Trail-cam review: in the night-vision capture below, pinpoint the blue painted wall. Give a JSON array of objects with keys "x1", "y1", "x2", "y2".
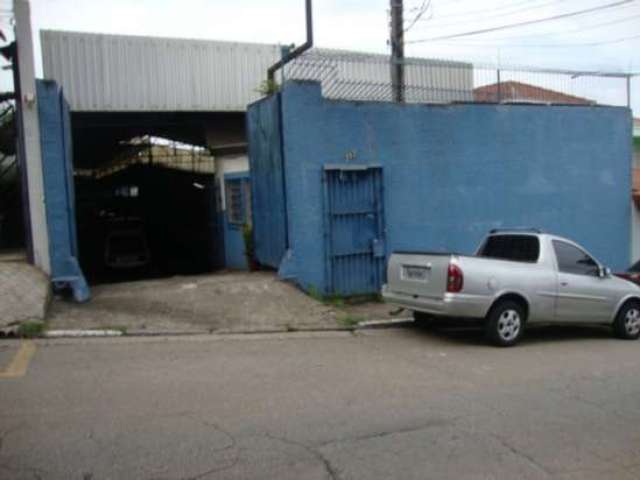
[
  {"x1": 37, "y1": 80, "x2": 89, "y2": 302},
  {"x1": 249, "y1": 81, "x2": 632, "y2": 295},
  {"x1": 246, "y1": 93, "x2": 287, "y2": 269}
]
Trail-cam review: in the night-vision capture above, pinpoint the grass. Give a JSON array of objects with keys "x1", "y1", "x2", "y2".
[
  {"x1": 324, "y1": 296, "x2": 345, "y2": 307},
  {"x1": 307, "y1": 285, "x2": 324, "y2": 303},
  {"x1": 307, "y1": 285, "x2": 380, "y2": 308},
  {"x1": 17, "y1": 321, "x2": 46, "y2": 338},
  {"x1": 308, "y1": 286, "x2": 344, "y2": 306},
  {"x1": 337, "y1": 314, "x2": 365, "y2": 329}
]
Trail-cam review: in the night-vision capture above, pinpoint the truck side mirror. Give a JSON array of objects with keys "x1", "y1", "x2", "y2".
[{"x1": 598, "y1": 266, "x2": 611, "y2": 278}]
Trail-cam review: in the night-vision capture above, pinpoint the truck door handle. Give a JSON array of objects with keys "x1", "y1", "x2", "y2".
[{"x1": 560, "y1": 282, "x2": 568, "y2": 287}]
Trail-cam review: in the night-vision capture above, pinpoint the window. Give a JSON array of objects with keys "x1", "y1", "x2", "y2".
[
  {"x1": 552, "y1": 240, "x2": 599, "y2": 276},
  {"x1": 225, "y1": 178, "x2": 251, "y2": 226},
  {"x1": 478, "y1": 235, "x2": 540, "y2": 263},
  {"x1": 226, "y1": 179, "x2": 245, "y2": 225}
]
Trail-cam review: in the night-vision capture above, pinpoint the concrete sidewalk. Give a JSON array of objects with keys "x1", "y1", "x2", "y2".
[
  {"x1": 0, "y1": 253, "x2": 50, "y2": 329},
  {"x1": 46, "y1": 271, "x2": 400, "y2": 335}
]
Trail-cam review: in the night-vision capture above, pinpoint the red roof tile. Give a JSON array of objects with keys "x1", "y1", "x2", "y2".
[{"x1": 473, "y1": 81, "x2": 596, "y2": 105}]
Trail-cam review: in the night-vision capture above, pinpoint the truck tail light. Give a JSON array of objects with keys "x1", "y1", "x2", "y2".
[{"x1": 446, "y1": 263, "x2": 464, "y2": 293}]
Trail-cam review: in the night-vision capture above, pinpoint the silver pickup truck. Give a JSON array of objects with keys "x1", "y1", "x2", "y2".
[{"x1": 382, "y1": 230, "x2": 640, "y2": 346}]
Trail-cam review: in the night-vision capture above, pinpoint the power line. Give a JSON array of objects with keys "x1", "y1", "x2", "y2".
[
  {"x1": 419, "y1": 2, "x2": 640, "y2": 34},
  {"x1": 417, "y1": 0, "x2": 571, "y2": 24},
  {"x1": 428, "y1": 32, "x2": 640, "y2": 48},
  {"x1": 406, "y1": 0, "x2": 634, "y2": 43},
  {"x1": 404, "y1": 0, "x2": 432, "y2": 32},
  {"x1": 435, "y1": 10, "x2": 640, "y2": 42}
]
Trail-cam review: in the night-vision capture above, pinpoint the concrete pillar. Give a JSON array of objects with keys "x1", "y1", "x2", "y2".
[{"x1": 14, "y1": 0, "x2": 50, "y2": 273}]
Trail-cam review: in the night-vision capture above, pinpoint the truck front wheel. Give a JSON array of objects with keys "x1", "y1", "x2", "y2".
[{"x1": 485, "y1": 300, "x2": 525, "y2": 347}]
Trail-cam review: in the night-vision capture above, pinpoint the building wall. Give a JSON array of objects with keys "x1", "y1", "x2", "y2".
[
  {"x1": 36, "y1": 80, "x2": 89, "y2": 301},
  {"x1": 631, "y1": 200, "x2": 640, "y2": 264},
  {"x1": 629, "y1": 136, "x2": 639, "y2": 263},
  {"x1": 249, "y1": 81, "x2": 632, "y2": 294},
  {"x1": 246, "y1": 94, "x2": 287, "y2": 269}
]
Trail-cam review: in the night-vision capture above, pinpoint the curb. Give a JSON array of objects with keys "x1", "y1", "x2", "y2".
[
  {"x1": 26, "y1": 318, "x2": 415, "y2": 340},
  {"x1": 357, "y1": 317, "x2": 413, "y2": 329},
  {"x1": 45, "y1": 329, "x2": 123, "y2": 338}
]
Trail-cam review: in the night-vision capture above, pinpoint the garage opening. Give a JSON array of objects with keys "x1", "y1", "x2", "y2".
[
  {"x1": 71, "y1": 112, "x2": 241, "y2": 284},
  {"x1": 0, "y1": 95, "x2": 26, "y2": 258}
]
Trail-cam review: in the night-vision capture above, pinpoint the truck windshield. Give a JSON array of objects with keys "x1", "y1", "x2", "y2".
[{"x1": 478, "y1": 235, "x2": 540, "y2": 263}]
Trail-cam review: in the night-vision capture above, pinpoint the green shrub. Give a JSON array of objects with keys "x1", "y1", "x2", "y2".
[
  {"x1": 243, "y1": 223, "x2": 258, "y2": 270},
  {"x1": 257, "y1": 79, "x2": 280, "y2": 96},
  {"x1": 18, "y1": 321, "x2": 45, "y2": 338}
]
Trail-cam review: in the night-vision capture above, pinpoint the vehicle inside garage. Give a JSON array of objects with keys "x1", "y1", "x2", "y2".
[{"x1": 71, "y1": 111, "x2": 243, "y2": 284}]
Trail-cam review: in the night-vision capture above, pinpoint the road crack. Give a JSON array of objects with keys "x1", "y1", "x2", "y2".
[
  {"x1": 318, "y1": 416, "x2": 462, "y2": 447},
  {"x1": 263, "y1": 434, "x2": 341, "y2": 480},
  {"x1": 144, "y1": 415, "x2": 240, "y2": 480},
  {"x1": 490, "y1": 433, "x2": 552, "y2": 478}
]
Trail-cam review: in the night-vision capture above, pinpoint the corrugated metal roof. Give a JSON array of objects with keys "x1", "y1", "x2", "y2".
[
  {"x1": 41, "y1": 30, "x2": 282, "y2": 112},
  {"x1": 41, "y1": 30, "x2": 474, "y2": 112}
]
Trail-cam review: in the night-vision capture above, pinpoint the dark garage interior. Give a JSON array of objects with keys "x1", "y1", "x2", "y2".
[
  {"x1": 71, "y1": 111, "x2": 244, "y2": 284},
  {"x1": 0, "y1": 97, "x2": 25, "y2": 255}
]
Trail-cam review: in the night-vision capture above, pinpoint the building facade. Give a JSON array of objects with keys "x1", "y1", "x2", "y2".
[{"x1": 248, "y1": 81, "x2": 632, "y2": 296}]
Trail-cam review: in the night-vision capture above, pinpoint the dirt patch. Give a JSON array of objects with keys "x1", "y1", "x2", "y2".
[{"x1": 339, "y1": 301, "x2": 410, "y2": 323}]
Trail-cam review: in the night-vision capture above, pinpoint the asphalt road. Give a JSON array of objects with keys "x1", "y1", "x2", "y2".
[{"x1": 1, "y1": 324, "x2": 640, "y2": 480}]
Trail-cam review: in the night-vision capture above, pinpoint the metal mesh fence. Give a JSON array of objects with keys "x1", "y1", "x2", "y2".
[{"x1": 281, "y1": 49, "x2": 634, "y2": 108}]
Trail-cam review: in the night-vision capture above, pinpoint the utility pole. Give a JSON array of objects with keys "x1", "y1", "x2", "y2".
[{"x1": 390, "y1": 0, "x2": 404, "y2": 103}]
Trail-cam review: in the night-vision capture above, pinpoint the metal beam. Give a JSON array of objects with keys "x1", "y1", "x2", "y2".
[{"x1": 267, "y1": 0, "x2": 313, "y2": 83}]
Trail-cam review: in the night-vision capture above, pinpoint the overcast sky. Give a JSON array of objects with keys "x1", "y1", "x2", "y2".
[{"x1": 1, "y1": 0, "x2": 639, "y2": 113}]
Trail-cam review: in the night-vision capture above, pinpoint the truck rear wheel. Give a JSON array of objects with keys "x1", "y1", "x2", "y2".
[
  {"x1": 485, "y1": 300, "x2": 525, "y2": 347},
  {"x1": 613, "y1": 301, "x2": 640, "y2": 340}
]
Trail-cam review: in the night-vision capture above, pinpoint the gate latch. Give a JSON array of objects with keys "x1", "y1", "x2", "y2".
[{"x1": 372, "y1": 238, "x2": 385, "y2": 258}]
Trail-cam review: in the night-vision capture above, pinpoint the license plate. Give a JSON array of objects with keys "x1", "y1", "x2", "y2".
[{"x1": 403, "y1": 265, "x2": 428, "y2": 281}]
